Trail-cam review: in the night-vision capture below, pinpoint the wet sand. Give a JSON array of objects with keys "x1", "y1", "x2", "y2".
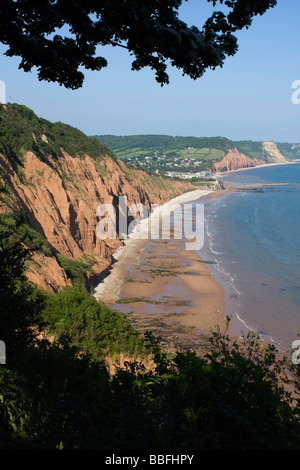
[
  {"x1": 94, "y1": 169, "x2": 300, "y2": 356},
  {"x1": 94, "y1": 190, "x2": 227, "y2": 354}
]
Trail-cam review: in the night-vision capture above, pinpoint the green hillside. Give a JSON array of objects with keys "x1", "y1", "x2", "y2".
[
  {"x1": 0, "y1": 103, "x2": 115, "y2": 166},
  {"x1": 93, "y1": 134, "x2": 300, "y2": 173},
  {"x1": 92, "y1": 134, "x2": 266, "y2": 172},
  {"x1": 276, "y1": 142, "x2": 300, "y2": 160},
  {"x1": 92, "y1": 134, "x2": 234, "y2": 171}
]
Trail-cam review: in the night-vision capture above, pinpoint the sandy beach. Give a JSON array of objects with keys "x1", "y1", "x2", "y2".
[{"x1": 94, "y1": 189, "x2": 227, "y2": 354}]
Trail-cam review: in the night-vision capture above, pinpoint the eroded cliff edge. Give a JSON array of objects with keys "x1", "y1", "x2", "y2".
[
  {"x1": 212, "y1": 143, "x2": 289, "y2": 173},
  {"x1": 0, "y1": 104, "x2": 197, "y2": 292}
]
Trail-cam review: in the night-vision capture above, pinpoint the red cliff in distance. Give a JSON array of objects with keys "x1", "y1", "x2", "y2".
[{"x1": 212, "y1": 148, "x2": 264, "y2": 173}]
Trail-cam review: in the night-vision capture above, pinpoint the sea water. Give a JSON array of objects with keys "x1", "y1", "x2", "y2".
[{"x1": 197, "y1": 163, "x2": 300, "y2": 351}]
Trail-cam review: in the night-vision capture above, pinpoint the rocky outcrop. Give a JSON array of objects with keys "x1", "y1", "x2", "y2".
[
  {"x1": 212, "y1": 148, "x2": 264, "y2": 173},
  {"x1": 0, "y1": 149, "x2": 196, "y2": 292}
]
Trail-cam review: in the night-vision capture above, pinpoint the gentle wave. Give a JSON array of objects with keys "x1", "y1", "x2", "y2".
[{"x1": 200, "y1": 163, "x2": 300, "y2": 351}]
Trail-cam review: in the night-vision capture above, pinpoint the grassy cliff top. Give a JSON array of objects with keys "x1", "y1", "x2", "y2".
[{"x1": 0, "y1": 103, "x2": 115, "y2": 165}]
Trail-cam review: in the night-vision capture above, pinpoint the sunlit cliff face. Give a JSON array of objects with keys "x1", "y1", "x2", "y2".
[{"x1": 0, "y1": 150, "x2": 195, "y2": 292}]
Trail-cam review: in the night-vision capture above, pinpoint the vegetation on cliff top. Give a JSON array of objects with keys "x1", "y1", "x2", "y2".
[{"x1": 0, "y1": 103, "x2": 115, "y2": 165}]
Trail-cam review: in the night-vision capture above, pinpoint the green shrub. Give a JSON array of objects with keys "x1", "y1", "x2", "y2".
[
  {"x1": 0, "y1": 211, "x2": 53, "y2": 257},
  {"x1": 42, "y1": 286, "x2": 149, "y2": 360},
  {"x1": 1, "y1": 212, "x2": 300, "y2": 450}
]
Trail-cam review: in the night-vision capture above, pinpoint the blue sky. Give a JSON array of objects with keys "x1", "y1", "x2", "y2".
[{"x1": 1, "y1": 0, "x2": 300, "y2": 142}]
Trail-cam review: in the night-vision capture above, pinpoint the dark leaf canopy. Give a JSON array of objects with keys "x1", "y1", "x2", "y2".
[{"x1": 0, "y1": 0, "x2": 277, "y2": 89}]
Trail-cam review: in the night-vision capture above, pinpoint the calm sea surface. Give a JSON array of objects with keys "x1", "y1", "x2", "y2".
[{"x1": 197, "y1": 163, "x2": 300, "y2": 351}]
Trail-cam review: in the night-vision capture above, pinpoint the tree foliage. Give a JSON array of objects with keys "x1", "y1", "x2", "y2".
[
  {"x1": 42, "y1": 285, "x2": 150, "y2": 360},
  {"x1": 1, "y1": 219, "x2": 300, "y2": 450},
  {"x1": 0, "y1": 0, "x2": 277, "y2": 89},
  {"x1": 0, "y1": 214, "x2": 46, "y2": 358}
]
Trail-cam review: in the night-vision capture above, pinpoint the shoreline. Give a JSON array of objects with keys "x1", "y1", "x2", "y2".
[
  {"x1": 93, "y1": 188, "x2": 212, "y2": 303},
  {"x1": 203, "y1": 163, "x2": 300, "y2": 352},
  {"x1": 94, "y1": 162, "x2": 300, "y2": 354},
  {"x1": 93, "y1": 189, "x2": 228, "y2": 354},
  {"x1": 214, "y1": 160, "x2": 300, "y2": 178}
]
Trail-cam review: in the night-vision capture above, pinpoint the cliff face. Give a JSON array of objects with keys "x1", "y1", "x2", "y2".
[
  {"x1": 4, "y1": 104, "x2": 289, "y2": 292},
  {"x1": 0, "y1": 113, "x2": 196, "y2": 291},
  {"x1": 212, "y1": 148, "x2": 264, "y2": 173},
  {"x1": 212, "y1": 142, "x2": 289, "y2": 173},
  {"x1": 262, "y1": 141, "x2": 288, "y2": 163}
]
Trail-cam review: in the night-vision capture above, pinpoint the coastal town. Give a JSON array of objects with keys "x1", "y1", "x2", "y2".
[{"x1": 123, "y1": 151, "x2": 213, "y2": 179}]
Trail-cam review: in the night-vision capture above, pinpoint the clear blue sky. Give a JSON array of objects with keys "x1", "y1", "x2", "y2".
[{"x1": 1, "y1": 0, "x2": 300, "y2": 142}]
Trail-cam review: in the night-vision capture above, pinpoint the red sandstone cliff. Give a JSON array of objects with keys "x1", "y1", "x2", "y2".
[
  {"x1": 0, "y1": 149, "x2": 196, "y2": 291},
  {"x1": 212, "y1": 148, "x2": 264, "y2": 173},
  {"x1": 212, "y1": 142, "x2": 289, "y2": 173}
]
